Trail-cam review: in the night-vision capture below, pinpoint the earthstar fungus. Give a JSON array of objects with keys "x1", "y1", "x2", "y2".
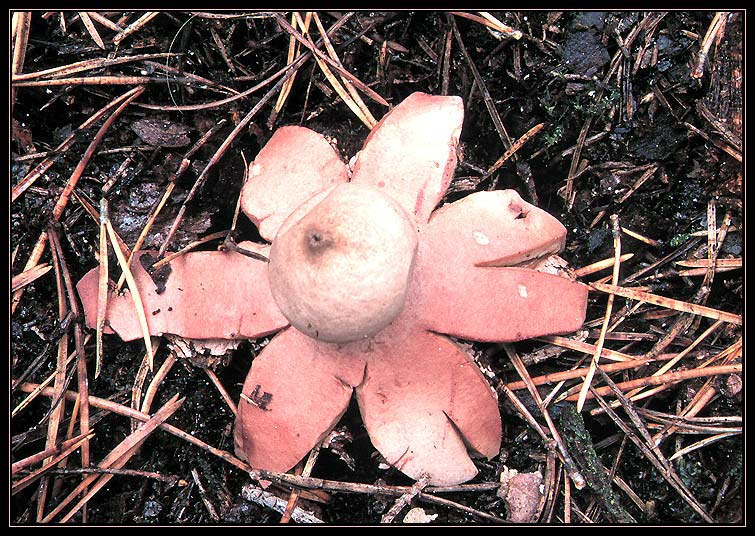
[{"x1": 77, "y1": 92, "x2": 589, "y2": 486}]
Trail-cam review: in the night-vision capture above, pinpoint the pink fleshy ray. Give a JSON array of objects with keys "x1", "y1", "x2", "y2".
[
  {"x1": 355, "y1": 329, "x2": 501, "y2": 486},
  {"x1": 350, "y1": 92, "x2": 463, "y2": 223},
  {"x1": 234, "y1": 327, "x2": 366, "y2": 472},
  {"x1": 411, "y1": 258, "x2": 588, "y2": 342},
  {"x1": 240, "y1": 126, "x2": 348, "y2": 241},
  {"x1": 76, "y1": 242, "x2": 287, "y2": 341},
  {"x1": 425, "y1": 190, "x2": 567, "y2": 267}
]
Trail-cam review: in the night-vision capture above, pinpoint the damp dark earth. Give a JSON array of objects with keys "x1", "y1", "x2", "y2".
[{"x1": 11, "y1": 11, "x2": 743, "y2": 525}]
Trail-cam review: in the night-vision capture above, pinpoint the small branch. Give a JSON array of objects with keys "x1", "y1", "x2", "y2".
[
  {"x1": 381, "y1": 473, "x2": 431, "y2": 523},
  {"x1": 691, "y1": 12, "x2": 729, "y2": 79},
  {"x1": 191, "y1": 468, "x2": 220, "y2": 521},
  {"x1": 242, "y1": 484, "x2": 324, "y2": 523},
  {"x1": 45, "y1": 466, "x2": 186, "y2": 486}
]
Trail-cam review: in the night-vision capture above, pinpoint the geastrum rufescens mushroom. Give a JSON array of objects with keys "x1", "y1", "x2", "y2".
[{"x1": 77, "y1": 92, "x2": 588, "y2": 486}]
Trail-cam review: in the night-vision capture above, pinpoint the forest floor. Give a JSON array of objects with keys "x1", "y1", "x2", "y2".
[{"x1": 11, "y1": 11, "x2": 743, "y2": 525}]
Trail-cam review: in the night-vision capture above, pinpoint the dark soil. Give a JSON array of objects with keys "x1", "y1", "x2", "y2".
[{"x1": 10, "y1": 11, "x2": 743, "y2": 525}]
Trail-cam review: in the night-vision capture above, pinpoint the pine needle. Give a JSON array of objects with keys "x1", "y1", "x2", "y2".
[{"x1": 105, "y1": 219, "x2": 154, "y2": 370}]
